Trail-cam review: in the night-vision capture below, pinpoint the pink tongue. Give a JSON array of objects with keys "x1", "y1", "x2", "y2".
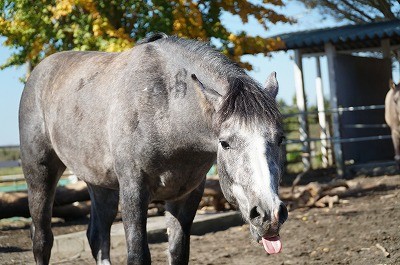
[{"x1": 261, "y1": 236, "x2": 282, "y2": 254}]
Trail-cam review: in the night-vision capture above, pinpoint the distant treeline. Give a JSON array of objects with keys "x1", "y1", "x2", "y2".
[{"x1": 0, "y1": 146, "x2": 20, "y2": 162}]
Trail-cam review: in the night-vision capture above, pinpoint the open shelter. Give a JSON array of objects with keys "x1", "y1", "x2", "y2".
[{"x1": 269, "y1": 19, "x2": 400, "y2": 176}]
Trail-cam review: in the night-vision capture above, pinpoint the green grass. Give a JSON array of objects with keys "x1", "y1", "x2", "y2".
[
  {"x1": 0, "y1": 147, "x2": 22, "y2": 176},
  {"x1": 284, "y1": 117, "x2": 327, "y2": 173},
  {"x1": 0, "y1": 167, "x2": 23, "y2": 176},
  {"x1": 0, "y1": 147, "x2": 20, "y2": 161}
]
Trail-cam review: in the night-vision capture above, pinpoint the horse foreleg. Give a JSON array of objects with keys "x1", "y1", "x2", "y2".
[
  {"x1": 165, "y1": 179, "x2": 206, "y2": 265},
  {"x1": 119, "y1": 173, "x2": 151, "y2": 265},
  {"x1": 86, "y1": 184, "x2": 119, "y2": 265}
]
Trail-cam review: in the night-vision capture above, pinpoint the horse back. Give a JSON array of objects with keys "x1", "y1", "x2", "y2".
[{"x1": 20, "y1": 50, "x2": 128, "y2": 187}]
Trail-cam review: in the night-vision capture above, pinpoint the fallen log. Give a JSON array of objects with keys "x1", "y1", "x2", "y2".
[
  {"x1": 53, "y1": 201, "x2": 91, "y2": 220},
  {"x1": 286, "y1": 179, "x2": 387, "y2": 210},
  {"x1": 53, "y1": 181, "x2": 90, "y2": 206},
  {"x1": 201, "y1": 178, "x2": 230, "y2": 211},
  {"x1": 0, "y1": 191, "x2": 29, "y2": 218},
  {"x1": 0, "y1": 178, "x2": 232, "y2": 219},
  {"x1": 0, "y1": 181, "x2": 90, "y2": 219},
  {"x1": 314, "y1": 195, "x2": 339, "y2": 208}
]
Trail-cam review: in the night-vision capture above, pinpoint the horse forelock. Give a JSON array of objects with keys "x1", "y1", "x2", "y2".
[{"x1": 216, "y1": 75, "x2": 282, "y2": 128}]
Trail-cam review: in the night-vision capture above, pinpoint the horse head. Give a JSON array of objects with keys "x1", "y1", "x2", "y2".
[
  {"x1": 192, "y1": 72, "x2": 288, "y2": 254},
  {"x1": 389, "y1": 79, "x2": 400, "y2": 107}
]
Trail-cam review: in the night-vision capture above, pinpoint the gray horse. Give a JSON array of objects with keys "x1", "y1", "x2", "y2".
[
  {"x1": 385, "y1": 80, "x2": 400, "y2": 168},
  {"x1": 19, "y1": 33, "x2": 288, "y2": 265}
]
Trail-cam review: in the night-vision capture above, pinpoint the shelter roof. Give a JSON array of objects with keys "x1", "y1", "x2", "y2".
[{"x1": 270, "y1": 19, "x2": 400, "y2": 54}]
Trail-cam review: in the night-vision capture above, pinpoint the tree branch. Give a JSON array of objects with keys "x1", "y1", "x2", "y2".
[
  {"x1": 321, "y1": 0, "x2": 369, "y2": 23},
  {"x1": 376, "y1": 0, "x2": 396, "y2": 19},
  {"x1": 341, "y1": 0, "x2": 375, "y2": 21},
  {"x1": 298, "y1": 0, "x2": 398, "y2": 23}
]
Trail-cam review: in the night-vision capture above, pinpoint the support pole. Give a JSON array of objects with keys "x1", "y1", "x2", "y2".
[
  {"x1": 381, "y1": 38, "x2": 391, "y2": 59},
  {"x1": 381, "y1": 39, "x2": 392, "y2": 80},
  {"x1": 294, "y1": 49, "x2": 311, "y2": 171},
  {"x1": 315, "y1": 56, "x2": 331, "y2": 167},
  {"x1": 325, "y1": 43, "x2": 344, "y2": 177}
]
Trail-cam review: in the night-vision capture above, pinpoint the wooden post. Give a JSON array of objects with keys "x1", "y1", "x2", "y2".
[
  {"x1": 315, "y1": 56, "x2": 331, "y2": 167},
  {"x1": 381, "y1": 39, "x2": 391, "y2": 59},
  {"x1": 294, "y1": 49, "x2": 311, "y2": 171},
  {"x1": 325, "y1": 43, "x2": 344, "y2": 177},
  {"x1": 381, "y1": 39, "x2": 392, "y2": 80}
]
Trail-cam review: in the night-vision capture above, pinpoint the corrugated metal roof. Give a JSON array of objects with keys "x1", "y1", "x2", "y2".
[{"x1": 270, "y1": 19, "x2": 400, "y2": 54}]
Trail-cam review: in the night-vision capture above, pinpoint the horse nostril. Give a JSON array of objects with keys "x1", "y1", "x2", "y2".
[
  {"x1": 249, "y1": 206, "x2": 261, "y2": 221},
  {"x1": 278, "y1": 203, "x2": 288, "y2": 224}
]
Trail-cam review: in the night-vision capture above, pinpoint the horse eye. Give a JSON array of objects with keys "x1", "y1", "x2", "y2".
[
  {"x1": 278, "y1": 136, "x2": 285, "y2": 146},
  {"x1": 219, "y1": 140, "x2": 230, "y2": 150}
]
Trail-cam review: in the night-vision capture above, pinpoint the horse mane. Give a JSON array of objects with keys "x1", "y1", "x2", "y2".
[
  {"x1": 155, "y1": 35, "x2": 281, "y2": 127},
  {"x1": 137, "y1": 32, "x2": 168, "y2": 45},
  {"x1": 158, "y1": 36, "x2": 245, "y2": 79},
  {"x1": 217, "y1": 75, "x2": 281, "y2": 127}
]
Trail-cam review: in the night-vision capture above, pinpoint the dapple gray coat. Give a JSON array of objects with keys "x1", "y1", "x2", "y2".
[{"x1": 19, "y1": 33, "x2": 287, "y2": 265}]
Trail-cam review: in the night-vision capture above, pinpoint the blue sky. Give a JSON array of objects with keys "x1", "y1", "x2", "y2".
[{"x1": 0, "y1": 2, "x2": 380, "y2": 146}]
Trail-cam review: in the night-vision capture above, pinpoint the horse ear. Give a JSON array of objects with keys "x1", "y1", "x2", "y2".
[
  {"x1": 191, "y1": 74, "x2": 222, "y2": 111},
  {"x1": 390, "y1": 79, "x2": 396, "y2": 90},
  {"x1": 264, "y1": 71, "x2": 279, "y2": 98}
]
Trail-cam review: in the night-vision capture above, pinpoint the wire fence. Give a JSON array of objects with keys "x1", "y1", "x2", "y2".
[
  {"x1": 282, "y1": 104, "x2": 392, "y2": 170},
  {"x1": 284, "y1": 134, "x2": 391, "y2": 145},
  {"x1": 282, "y1": 104, "x2": 390, "y2": 145},
  {"x1": 282, "y1": 104, "x2": 386, "y2": 118}
]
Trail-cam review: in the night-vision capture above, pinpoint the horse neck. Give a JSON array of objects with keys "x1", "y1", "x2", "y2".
[
  {"x1": 165, "y1": 87, "x2": 218, "y2": 153},
  {"x1": 152, "y1": 43, "x2": 230, "y2": 152}
]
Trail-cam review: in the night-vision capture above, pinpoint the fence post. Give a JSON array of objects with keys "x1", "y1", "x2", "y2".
[
  {"x1": 381, "y1": 38, "x2": 391, "y2": 60},
  {"x1": 325, "y1": 43, "x2": 344, "y2": 177},
  {"x1": 294, "y1": 49, "x2": 311, "y2": 171},
  {"x1": 315, "y1": 56, "x2": 332, "y2": 167}
]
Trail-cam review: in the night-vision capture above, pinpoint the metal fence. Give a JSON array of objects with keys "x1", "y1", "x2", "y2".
[{"x1": 282, "y1": 104, "x2": 392, "y2": 171}]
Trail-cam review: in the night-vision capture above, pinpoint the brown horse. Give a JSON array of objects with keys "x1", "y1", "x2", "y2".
[{"x1": 385, "y1": 80, "x2": 400, "y2": 168}]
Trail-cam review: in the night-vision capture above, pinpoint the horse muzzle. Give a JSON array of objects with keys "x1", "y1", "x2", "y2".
[{"x1": 248, "y1": 203, "x2": 288, "y2": 254}]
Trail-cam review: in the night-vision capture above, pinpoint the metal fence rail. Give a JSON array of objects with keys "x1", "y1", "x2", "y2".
[
  {"x1": 283, "y1": 104, "x2": 385, "y2": 118},
  {"x1": 284, "y1": 135, "x2": 391, "y2": 145},
  {"x1": 282, "y1": 103, "x2": 392, "y2": 171},
  {"x1": 283, "y1": 104, "x2": 390, "y2": 145}
]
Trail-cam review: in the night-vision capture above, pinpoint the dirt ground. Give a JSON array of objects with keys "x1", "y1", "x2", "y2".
[{"x1": 1, "y1": 173, "x2": 399, "y2": 265}]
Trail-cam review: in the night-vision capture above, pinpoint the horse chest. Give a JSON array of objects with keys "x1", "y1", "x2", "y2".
[{"x1": 152, "y1": 171, "x2": 203, "y2": 200}]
